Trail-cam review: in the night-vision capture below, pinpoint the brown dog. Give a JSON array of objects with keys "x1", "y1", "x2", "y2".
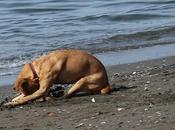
[{"x1": 4, "y1": 50, "x2": 111, "y2": 107}]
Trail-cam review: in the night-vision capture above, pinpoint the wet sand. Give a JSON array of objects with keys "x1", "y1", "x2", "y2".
[{"x1": 1, "y1": 56, "x2": 175, "y2": 130}]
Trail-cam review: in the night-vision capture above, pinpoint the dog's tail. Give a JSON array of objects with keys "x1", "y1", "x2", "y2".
[
  {"x1": 101, "y1": 84, "x2": 137, "y2": 94},
  {"x1": 110, "y1": 85, "x2": 137, "y2": 92}
]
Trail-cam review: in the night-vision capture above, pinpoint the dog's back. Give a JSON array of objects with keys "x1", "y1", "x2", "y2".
[{"x1": 47, "y1": 50, "x2": 109, "y2": 85}]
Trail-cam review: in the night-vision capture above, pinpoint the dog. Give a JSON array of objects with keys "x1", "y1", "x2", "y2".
[{"x1": 4, "y1": 50, "x2": 111, "y2": 108}]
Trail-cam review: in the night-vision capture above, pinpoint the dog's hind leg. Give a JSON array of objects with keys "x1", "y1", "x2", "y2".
[
  {"x1": 66, "y1": 72, "x2": 109, "y2": 98},
  {"x1": 66, "y1": 77, "x2": 87, "y2": 98}
]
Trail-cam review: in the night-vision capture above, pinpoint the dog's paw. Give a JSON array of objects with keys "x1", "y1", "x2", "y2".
[{"x1": 3, "y1": 102, "x2": 16, "y2": 108}]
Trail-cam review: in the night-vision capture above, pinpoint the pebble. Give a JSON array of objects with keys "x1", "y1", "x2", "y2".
[
  {"x1": 100, "y1": 121, "x2": 106, "y2": 124},
  {"x1": 157, "y1": 88, "x2": 161, "y2": 90},
  {"x1": 144, "y1": 108, "x2": 149, "y2": 111},
  {"x1": 75, "y1": 123, "x2": 84, "y2": 128},
  {"x1": 47, "y1": 112, "x2": 57, "y2": 117},
  {"x1": 114, "y1": 73, "x2": 120, "y2": 77},
  {"x1": 147, "y1": 116, "x2": 152, "y2": 118},
  {"x1": 89, "y1": 124, "x2": 92, "y2": 127},
  {"x1": 154, "y1": 121, "x2": 159, "y2": 124},
  {"x1": 144, "y1": 87, "x2": 149, "y2": 91},
  {"x1": 91, "y1": 98, "x2": 96, "y2": 103},
  {"x1": 149, "y1": 103, "x2": 154, "y2": 108},
  {"x1": 146, "y1": 81, "x2": 150, "y2": 84},
  {"x1": 117, "y1": 108, "x2": 124, "y2": 111},
  {"x1": 132, "y1": 72, "x2": 137, "y2": 75},
  {"x1": 156, "y1": 111, "x2": 161, "y2": 116}
]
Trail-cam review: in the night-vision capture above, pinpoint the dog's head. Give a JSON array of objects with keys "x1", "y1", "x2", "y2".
[{"x1": 13, "y1": 77, "x2": 39, "y2": 96}]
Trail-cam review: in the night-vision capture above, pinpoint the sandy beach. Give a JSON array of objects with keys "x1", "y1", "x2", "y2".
[{"x1": 1, "y1": 56, "x2": 175, "y2": 130}]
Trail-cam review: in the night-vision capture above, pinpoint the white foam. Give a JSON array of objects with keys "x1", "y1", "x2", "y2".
[{"x1": 0, "y1": 71, "x2": 14, "y2": 76}]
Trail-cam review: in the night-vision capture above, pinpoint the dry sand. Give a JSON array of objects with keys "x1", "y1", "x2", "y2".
[{"x1": 1, "y1": 56, "x2": 175, "y2": 130}]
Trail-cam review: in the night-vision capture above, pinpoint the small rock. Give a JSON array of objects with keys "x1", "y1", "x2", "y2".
[
  {"x1": 91, "y1": 98, "x2": 95, "y2": 103},
  {"x1": 118, "y1": 122, "x2": 124, "y2": 127},
  {"x1": 83, "y1": 118, "x2": 88, "y2": 121},
  {"x1": 89, "y1": 124, "x2": 92, "y2": 127},
  {"x1": 139, "y1": 120, "x2": 143, "y2": 123},
  {"x1": 47, "y1": 112, "x2": 57, "y2": 117},
  {"x1": 34, "y1": 112, "x2": 40, "y2": 117},
  {"x1": 97, "y1": 111, "x2": 103, "y2": 115},
  {"x1": 100, "y1": 121, "x2": 106, "y2": 124},
  {"x1": 144, "y1": 108, "x2": 148, "y2": 111},
  {"x1": 117, "y1": 108, "x2": 124, "y2": 111},
  {"x1": 147, "y1": 116, "x2": 152, "y2": 118},
  {"x1": 91, "y1": 116, "x2": 95, "y2": 119},
  {"x1": 132, "y1": 72, "x2": 137, "y2": 75},
  {"x1": 114, "y1": 73, "x2": 120, "y2": 77},
  {"x1": 156, "y1": 111, "x2": 161, "y2": 116},
  {"x1": 75, "y1": 123, "x2": 84, "y2": 128},
  {"x1": 149, "y1": 103, "x2": 154, "y2": 108},
  {"x1": 154, "y1": 120, "x2": 159, "y2": 124},
  {"x1": 136, "y1": 66, "x2": 140, "y2": 69},
  {"x1": 146, "y1": 81, "x2": 150, "y2": 84},
  {"x1": 144, "y1": 87, "x2": 149, "y2": 91}
]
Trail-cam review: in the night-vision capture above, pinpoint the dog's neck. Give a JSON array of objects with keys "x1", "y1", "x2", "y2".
[{"x1": 28, "y1": 63, "x2": 39, "y2": 80}]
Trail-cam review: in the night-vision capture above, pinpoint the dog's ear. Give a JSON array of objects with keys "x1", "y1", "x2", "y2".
[
  {"x1": 20, "y1": 78, "x2": 40, "y2": 95},
  {"x1": 20, "y1": 78, "x2": 30, "y2": 96}
]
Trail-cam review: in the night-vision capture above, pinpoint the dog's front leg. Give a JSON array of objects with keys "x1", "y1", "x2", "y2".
[
  {"x1": 12, "y1": 94, "x2": 25, "y2": 102},
  {"x1": 4, "y1": 80, "x2": 50, "y2": 108}
]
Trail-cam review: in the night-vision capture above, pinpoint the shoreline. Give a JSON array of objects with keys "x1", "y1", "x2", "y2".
[
  {"x1": 1, "y1": 55, "x2": 175, "y2": 129},
  {"x1": 2, "y1": 44, "x2": 175, "y2": 87}
]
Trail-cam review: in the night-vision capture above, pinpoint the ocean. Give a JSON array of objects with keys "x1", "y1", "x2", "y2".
[{"x1": 1, "y1": 0, "x2": 175, "y2": 86}]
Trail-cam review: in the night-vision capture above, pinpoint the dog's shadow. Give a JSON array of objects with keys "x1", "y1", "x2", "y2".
[{"x1": 50, "y1": 84, "x2": 137, "y2": 98}]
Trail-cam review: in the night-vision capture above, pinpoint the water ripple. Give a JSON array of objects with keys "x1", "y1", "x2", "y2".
[{"x1": 1, "y1": 0, "x2": 175, "y2": 85}]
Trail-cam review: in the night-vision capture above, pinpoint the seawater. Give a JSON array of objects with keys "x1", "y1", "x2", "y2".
[{"x1": 1, "y1": 0, "x2": 175, "y2": 86}]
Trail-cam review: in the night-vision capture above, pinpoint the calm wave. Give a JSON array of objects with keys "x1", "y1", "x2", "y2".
[{"x1": 0, "y1": 0, "x2": 175, "y2": 86}]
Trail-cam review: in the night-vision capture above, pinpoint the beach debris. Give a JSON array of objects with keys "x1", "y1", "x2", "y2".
[
  {"x1": 34, "y1": 112, "x2": 40, "y2": 117},
  {"x1": 156, "y1": 111, "x2": 161, "y2": 116},
  {"x1": 157, "y1": 88, "x2": 161, "y2": 90},
  {"x1": 75, "y1": 123, "x2": 84, "y2": 128},
  {"x1": 117, "y1": 108, "x2": 124, "y2": 111},
  {"x1": 144, "y1": 108, "x2": 149, "y2": 111},
  {"x1": 136, "y1": 66, "x2": 140, "y2": 69},
  {"x1": 96, "y1": 111, "x2": 104, "y2": 115},
  {"x1": 118, "y1": 122, "x2": 124, "y2": 127},
  {"x1": 91, "y1": 98, "x2": 96, "y2": 103},
  {"x1": 144, "y1": 87, "x2": 149, "y2": 91},
  {"x1": 83, "y1": 118, "x2": 88, "y2": 121},
  {"x1": 139, "y1": 120, "x2": 143, "y2": 123},
  {"x1": 147, "y1": 115, "x2": 152, "y2": 118},
  {"x1": 47, "y1": 112, "x2": 57, "y2": 117},
  {"x1": 154, "y1": 120, "x2": 159, "y2": 124},
  {"x1": 146, "y1": 81, "x2": 150, "y2": 84},
  {"x1": 88, "y1": 124, "x2": 92, "y2": 127},
  {"x1": 132, "y1": 71, "x2": 137, "y2": 75},
  {"x1": 114, "y1": 73, "x2": 120, "y2": 77},
  {"x1": 19, "y1": 106, "x2": 23, "y2": 109},
  {"x1": 57, "y1": 126, "x2": 63, "y2": 129},
  {"x1": 49, "y1": 85, "x2": 65, "y2": 97},
  {"x1": 149, "y1": 103, "x2": 154, "y2": 108},
  {"x1": 100, "y1": 121, "x2": 106, "y2": 124},
  {"x1": 91, "y1": 116, "x2": 95, "y2": 119}
]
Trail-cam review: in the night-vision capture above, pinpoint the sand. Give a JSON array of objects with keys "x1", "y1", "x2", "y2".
[{"x1": 1, "y1": 56, "x2": 175, "y2": 130}]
